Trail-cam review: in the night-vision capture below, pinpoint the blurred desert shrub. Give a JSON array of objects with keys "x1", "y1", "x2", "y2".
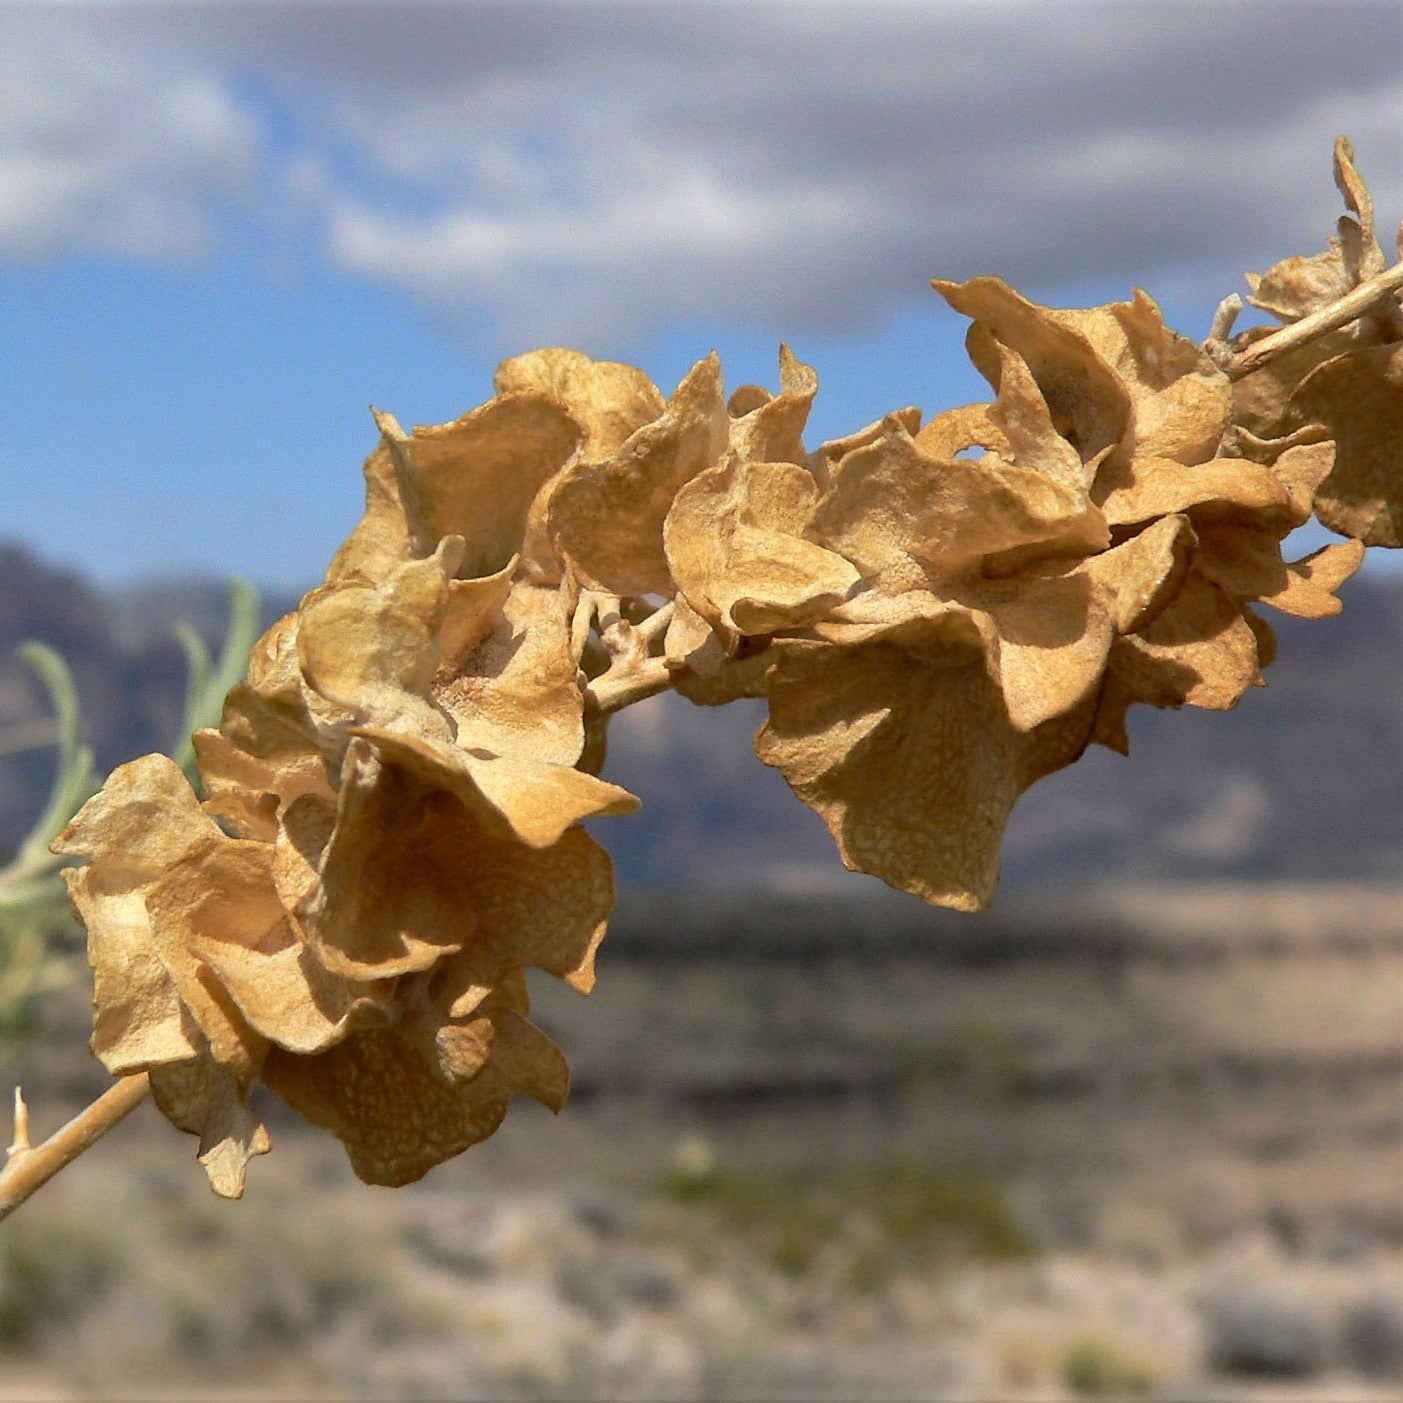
[
  {"x1": 0, "y1": 582, "x2": 258, "y2": 1049},
  {"x1": 657, "y1": 1150, "x2": 1030, "y2": 1286},
  {"x1": 1059, "y1": 1333, "x2": 1161, "y2": 1397},
  {"x1": 0, "y1": 1168, "x2": 409, "y2": 1373},
  {"x1": 0, "y1": 1206, "x2": 119, "y2": 1347},
  {"x1": 1202, "y1": 1286, "x2": 1330, "y2": 1379}
]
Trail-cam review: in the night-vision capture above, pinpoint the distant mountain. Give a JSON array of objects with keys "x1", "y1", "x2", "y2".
[
  {"x1": 2, "y1": 540, "x2": 1399, "y2": 893},
  {"x1": 600, "y1": 577, "x2": 1402, "y2": 891},
  {"x1": 0, "y1": 544, "x2": 297, "y2": 857}
]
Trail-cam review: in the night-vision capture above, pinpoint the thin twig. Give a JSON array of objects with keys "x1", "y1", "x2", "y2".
[
  {"x1": 569, "y1": 590, "x2": 598, "y2": 663},
  {"x1": 1220, "y1": 258, "x2": 1403, "y2": 380},
  {"x1": 593, "y1": 594, "x2": 624, "y2": 633},
  {"x1": 585, "y1": 656, "x2": 674, "y2": 715},
  {"x1": 585, "y1": 640, "x2": 780, "y2": 716},
  {"x1": 0, "y1": 1073, "x2": 151, "y2": 1223},
  {"x1": 634, "y1": 600, "x2": 675, "y2": 647}
]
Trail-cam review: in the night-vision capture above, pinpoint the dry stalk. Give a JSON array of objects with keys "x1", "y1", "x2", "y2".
[
  {"x1": 10, "y1": 139, "x2": 1393, "y2": 1215},
  {"x1": 0, "y1": 1073, "x2": 151, "y2": 1222},
  {"x1": 585, "y1": 656, "x2": 674, "y2": 714},
  {"x1": 1217, "y1": 257, "x2": 1403, "y2": 379}
]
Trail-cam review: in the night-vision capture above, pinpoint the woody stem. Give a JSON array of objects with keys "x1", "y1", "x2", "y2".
[
  {"x1": 585, "y1": 642, "x2": 780, "y2": 717},
  {"x1": 585, "y1": 657, "x2": 674, "y2": 715},
  {"x1": 0, "y1": 1072, "x2": 151, "y2": 1224},
  {"x1": 1222, "y1": 257, "x2": 1403, "y2": 380},
  {"x1": 633, "y1": 600, "x2": 675, "y2": 646}
]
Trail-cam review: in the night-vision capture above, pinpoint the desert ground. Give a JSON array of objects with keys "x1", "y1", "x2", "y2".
[{"x1": 2, "y1": 881, "x2": 1401, "y2": 1401}]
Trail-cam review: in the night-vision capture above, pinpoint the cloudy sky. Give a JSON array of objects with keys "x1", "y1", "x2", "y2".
[{"x1": 2, "y1": 0, "x2": 1399, "y2": 591}]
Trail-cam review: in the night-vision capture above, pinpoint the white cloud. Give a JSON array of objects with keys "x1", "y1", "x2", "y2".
[
  {"x1": 298, "y1": 2, "x2": 1403, "y2": 345},
  {"x1": 0, "y1": 12, "x2": 261, "y2": 260},
  {"x1": 1, "y1": 3, "x2": 1399, "y2": 345},
  {"x1": 329, "y1": 165, "x2": 858, "y2": 344}
]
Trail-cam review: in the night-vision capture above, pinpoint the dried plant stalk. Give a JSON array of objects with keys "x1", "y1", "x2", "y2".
[
  {"x1": 584, "y1": 656, "x2": 676, "y2": 714},
  {"x1": 1219, "y1": 257, "x2": 1403, "y2": 379},
  {"x1": 0, "y1": 1074, "x2": 151, "y2": 1222}
]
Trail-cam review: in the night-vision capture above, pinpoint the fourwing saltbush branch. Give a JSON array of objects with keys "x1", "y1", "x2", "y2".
[{"x1": 1, "y1": 137, "x2": 1398, "y2": 1220}]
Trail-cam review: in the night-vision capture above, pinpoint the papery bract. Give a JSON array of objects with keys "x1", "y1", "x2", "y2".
[{"x1": 48, "y1": 138, "x2": 1390, "y2": 1202}]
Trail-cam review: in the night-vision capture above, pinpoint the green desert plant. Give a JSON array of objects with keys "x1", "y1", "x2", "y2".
[
  {"x1": 1060, "y1": 1333, "x2": 1161, "y2": 1397},
  {"x1": 658, "y1": 1154, "x2": 1031, "y2": 1282},
  {"x1": 0, "y1": 581, "x2": 260, "y2": 1047},
  {"x1": 0, "y1": 645, "x2": 98, "y2": 1042}
]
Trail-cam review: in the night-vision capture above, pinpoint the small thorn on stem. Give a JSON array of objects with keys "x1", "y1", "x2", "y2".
[
  {"x1": 8, "y1": 1087, "x2": 31, "y2": 1160},
  {"x1": 1209, "y1": 293, "x2": 1242, "y2": 344}
]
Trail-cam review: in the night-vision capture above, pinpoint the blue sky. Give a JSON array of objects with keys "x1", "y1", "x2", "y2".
[{"x1": 2, "y1": 1, "x2": 1400, "y2": 593}]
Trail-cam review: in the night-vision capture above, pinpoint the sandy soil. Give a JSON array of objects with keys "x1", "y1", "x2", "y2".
[{"x1": 2, "y1": 882, "x2": 1400, "y2": 1400}]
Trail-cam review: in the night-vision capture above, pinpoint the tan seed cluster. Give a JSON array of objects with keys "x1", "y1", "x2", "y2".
[{"x1": 54, "y1": 142, "x2": 1395, "y2": 1195}]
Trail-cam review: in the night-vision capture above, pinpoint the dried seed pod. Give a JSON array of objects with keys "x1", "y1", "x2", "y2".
[
  {"x1": 1227, "y1": 139, "x2": 1403, "y2": 549},
  {"x1": 665, "y1": 454, "x2": 859, "y2": 641},
  {"x1": 757, "y1": 633, "x2": 1097, "y2": 912},
  {"x1": 1292, "y1": 345, "x2": 1403, "y2": 547},
  {"x1": 548, "y1": 353, "x2": 729, "y2": 597},
  {"x1": 52, "y1": 142, "x2": 1387, "y2": 1193}
]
